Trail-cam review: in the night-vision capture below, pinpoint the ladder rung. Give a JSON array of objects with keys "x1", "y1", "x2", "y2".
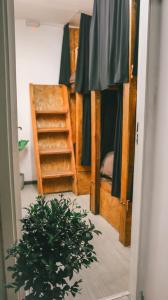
[
  {"x1": 42, "y1": 171, "x2": 74, "y2": 180},
  {"x1": 36, "y1": 110, "x2": 68, "y2": 115},
  {"x1": 38, "y1": 128, "x2": 69, "y2": 133},
  {"x1": 39, "y1": 149, "x2": 72, "y2": 155}
]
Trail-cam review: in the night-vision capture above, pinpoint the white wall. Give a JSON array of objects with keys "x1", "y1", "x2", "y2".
[
  {"x1": 15, "y1": 19, "x2": 63, "y2": 181},
  {"x1": 143, "y1": 1, "x2": 168, "y2": 298},
  {"x1": 135, "y1": 0, "x2": 168, "y2": 299}
]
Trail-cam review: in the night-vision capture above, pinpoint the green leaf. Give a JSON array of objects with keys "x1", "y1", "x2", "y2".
[
  {"x1": 5, "y1": 284, "x2": 15, "y2": 289},
  {"x1": 18, "y1": 140, "x2": 29, "y2": 151}
]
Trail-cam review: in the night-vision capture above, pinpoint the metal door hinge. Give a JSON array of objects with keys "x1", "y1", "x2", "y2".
[{"x1": 136, "y1": 122, "x2": 139, "y2": 145}]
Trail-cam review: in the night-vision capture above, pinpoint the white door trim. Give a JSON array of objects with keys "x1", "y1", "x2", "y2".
[
  {"x1": 129, "y1": 0, "x2": 151, "y2": 299},
  {"x1": 0, "y1": 0, "x2": 21, "y2": 299},
  {"x1": 130, "y1": 0, "x2": 162, "y2": 299}
]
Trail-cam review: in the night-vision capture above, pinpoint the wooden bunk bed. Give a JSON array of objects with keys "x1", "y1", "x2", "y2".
[
  {"x1": 90, "y1": 0, "x2": 137, "y2": 246},
  {"x1": 30, "y1": 3, "x2": 138, "y2": 245}
]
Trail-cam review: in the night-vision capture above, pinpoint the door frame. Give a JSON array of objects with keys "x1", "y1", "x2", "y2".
[
  {"x1": 130, "y1": 0, "x2": 162, "y2": 299},
  {"x1": 0, "y1": 0, "x2": 157, "y2": 299},
  {"x1": 0, "y1": 0, "x2": 21, "y2": 299},
  {"x1": 129, "y1": 0, "x2": 151, "y2": 298}
]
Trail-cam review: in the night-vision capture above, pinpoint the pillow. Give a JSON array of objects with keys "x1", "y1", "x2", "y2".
[
  {"x1": 100, "y1": 151, "x2": 114, "y2": 179},
  {"x1": 70, "y1": 72, "x2": 76, "y2": 84}
]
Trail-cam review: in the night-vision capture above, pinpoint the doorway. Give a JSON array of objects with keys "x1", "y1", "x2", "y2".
[{"x1": 0, "y1": 0, "x2": 152, "y2": 300}]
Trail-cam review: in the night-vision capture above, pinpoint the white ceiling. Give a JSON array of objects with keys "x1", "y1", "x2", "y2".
[{"x1": 14, "y1": 0, "x2": 94, "y2": 26}]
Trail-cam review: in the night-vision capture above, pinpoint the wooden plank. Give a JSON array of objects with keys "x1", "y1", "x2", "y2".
[
  {"x1": 69, "y1": 92, "x2": 76, "y2": 144},
  {"x1": 36, "y1": 114, "x2": 66, "y2": 130},
  {"x1": 29, "y1": 84, "x2": 43, "y2": 194},
  {"x1": 119, "y1": 0, "x2": 137, "y2": 246},
  {"x1": 77, "y1": 171, "x2": 91, "y2": 195},
  {"x1": 42, "y1": 171, "x2": 74, "y2": 179},
  {"x1": 69, "y1": 28, "x2": 79, "y2": 76},
  {"x1": 76, "y1": 92, "x2": 91, "y2": 195},
  {"x1": 33, "y1": 85, "x2": 64, "y2": 111},
  {"x1": 35, "y1": 110, "x2": 68, "y2": 115},
  {"x1": 100, "y1": 179, "x2": 121, "y2": 231},
  {"x1": 38, "y1": 132, "x2": 68, "y2": 152},
  {"x1": 39, "y1": 149, "x2": 72, "y2": 156},
  {"x1": 43, "y1": 177, "x2": 73, "y2": 194},
  {"x1": 37, "y1": 128, "x2": 69, "y2": 133},
  {"x1": 62, "y1": 85, "x2": 78, "y2": 195},
  {"x1": 90, "y1": 91, "x2": 101, "y2": 214}
]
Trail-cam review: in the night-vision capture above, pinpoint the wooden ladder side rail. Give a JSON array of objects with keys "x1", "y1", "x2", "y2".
[
  {"x1": 90, "y1": 91, "x2": 101, "y2": 214},
  {"x1": 119, "y1": 0, "x2": 137, "y2": 246},
  {"x1": 29, "y1": 83, "x2": 43, "y2": 194},
  {"x1": 62, "y1": 85, "x2": 78, "y2": 195}
]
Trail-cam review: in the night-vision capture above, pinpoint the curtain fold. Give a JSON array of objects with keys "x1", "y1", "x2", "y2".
[
  {"x1": 133, "y1": 0, "x2": 140, "y2": 77},
  {"x1": 75, "y1": 14, "x2": 92, "y2": 166},
  {"x1": 112, "y1": 88, "x2": 123, "y2": 198},
  {"x1": 75, "y1": 14, "x2": 91, "y2": 94},
  {"x1": 59, "y1": 24, "x2": 71, "y2": 86},
  {"x1": 82, "y1": 93, "x2": 91, "y2": 166},
  {"x1": 101, "y1": 90, "x2": 118, "y2": 161},
  {"x1": 89, "y1": 0, "x2": 129, "y2": 90}
]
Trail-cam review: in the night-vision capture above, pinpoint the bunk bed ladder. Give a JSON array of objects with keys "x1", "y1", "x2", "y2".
[{"x1": 30, "y1": 83, "x2": 77, "y2": 195}]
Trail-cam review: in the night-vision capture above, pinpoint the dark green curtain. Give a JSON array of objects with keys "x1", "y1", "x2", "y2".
[
  {"x1": 59, "y1": 24, "x2": 71, "y2": 86},
  {"x1": 101, "y1": 88, "x2": 123, "y2": 198},
  {"x1": 89, "y1": 0, "x2": 127, "y2": 198},
  {"x1": 112, "y1": 88, "x2": 123, "y2": 198},
  {"x1": 75, "y1": 14, "x2": 92, "y2": 166},
  {"x1": 101, "y1": 90, "x2": 118, "y2": 161},
  {"x1": 133, "y1": 0, "x2": 140, "y2": 77},
  {"x1": 89, "y1": 0, "x2": 129, "y2": 90},
  {"x1": 82, "y1": 93, "x2": 91, "y2": 165}
]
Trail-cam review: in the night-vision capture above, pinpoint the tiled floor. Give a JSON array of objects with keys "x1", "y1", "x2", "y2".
[{"x1": 21, "y1": 185, "x2": 131, "y2": 300}]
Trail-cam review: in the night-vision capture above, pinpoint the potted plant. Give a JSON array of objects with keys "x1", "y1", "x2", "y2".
[
  {"x1": 6, "y1": 195, "x2": 101, "y2": 299},
  {"x1": 18, "y1": 127, "x2": 29, "y2": 190}
]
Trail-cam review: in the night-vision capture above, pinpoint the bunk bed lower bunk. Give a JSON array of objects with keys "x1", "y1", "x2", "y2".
[
  {"x1": 90, "y1": 86, "x2": 135, "y2": 247},
  {"x1": 100, "y1": 177, "x2": 132, "y2": 238},
  {"x1": 100, "y1": 178, "x2": 121, "y2": 232},
  {"x1": 99, "y1": 151, "x2": 120, "y2": 231}
]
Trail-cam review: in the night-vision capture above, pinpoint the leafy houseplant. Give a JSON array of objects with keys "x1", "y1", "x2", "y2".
[{"x1": 6, "y1": 196, "x2": 101, "y2": 299}]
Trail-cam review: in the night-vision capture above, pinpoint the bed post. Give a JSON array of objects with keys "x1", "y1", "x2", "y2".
[
  {"x1": 75, "y1": 92, "x2": 91, "y2": 195},
  {"x1": 90, "y1": 91, "x2": 101, "y2": 214},
  {"x1": 119, "y1": 0, "x2": 137, "y2": 246}
]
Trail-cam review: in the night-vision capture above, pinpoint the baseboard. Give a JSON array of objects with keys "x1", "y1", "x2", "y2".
[
  {"x1": 99, "y1": 291, "x2": 130, "y2": 300},
  {"x1": 24, "y1": 180, "x2": 37, "y2": 185}
]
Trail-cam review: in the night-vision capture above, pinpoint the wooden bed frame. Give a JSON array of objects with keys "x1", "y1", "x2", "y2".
[
  {"x1": 67, "y1": 4, "x2": 137, "y2": 245},
  {"x1": 90, "y1": 0, "x2": 137, "y2": 246}
]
